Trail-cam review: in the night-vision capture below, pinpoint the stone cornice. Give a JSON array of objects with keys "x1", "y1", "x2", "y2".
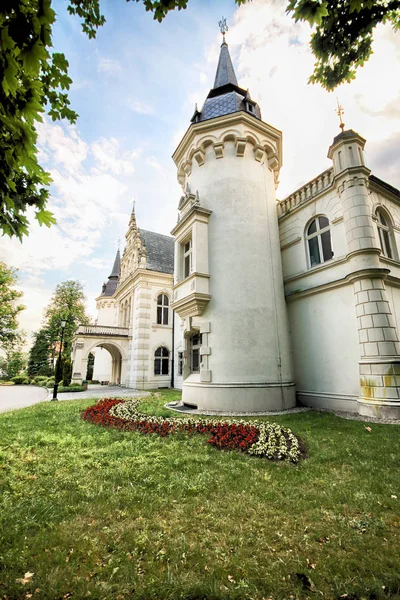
[
  {"x1": 172, "y1": 111, "x2": 283, "y2": 169},
  {"x1": 114, "y1": 269, "x2": 173, "y2": 299}
]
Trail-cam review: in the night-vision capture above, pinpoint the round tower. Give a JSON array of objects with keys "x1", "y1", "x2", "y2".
[{"x1": 171, "y1": 30, "x2": 295, "y2": 412}]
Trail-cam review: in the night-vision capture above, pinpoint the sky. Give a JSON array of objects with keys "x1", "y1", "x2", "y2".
[{"x1": 1, "y1": 0, "x2": 400, "y2": 350}]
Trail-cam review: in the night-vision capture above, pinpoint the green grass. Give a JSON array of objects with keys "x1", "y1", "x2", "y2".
[{"x1": 0, "y1": 392, "x2": 399, "y2": 600}]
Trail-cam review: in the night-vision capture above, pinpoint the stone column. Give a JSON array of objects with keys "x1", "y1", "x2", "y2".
[{"x1": 353, "y1": 272, "x2": 400, "y2": 418}]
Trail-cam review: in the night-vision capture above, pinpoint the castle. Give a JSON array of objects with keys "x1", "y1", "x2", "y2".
[{"x1": 71, "y1": 32, "x2": 400, "y2": 420}]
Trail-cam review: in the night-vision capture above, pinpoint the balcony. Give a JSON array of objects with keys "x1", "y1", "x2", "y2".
[
  {"x1": 172, "y1": 272, "x2": 211, "y2": 318},
  {"x1": 76, "y1": 325, "x2": 129, "y2": 337}
]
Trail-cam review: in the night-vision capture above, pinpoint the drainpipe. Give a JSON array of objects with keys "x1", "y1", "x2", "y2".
[{"x1": 171, "y1": 309, "x2": 175, "y2": 389}]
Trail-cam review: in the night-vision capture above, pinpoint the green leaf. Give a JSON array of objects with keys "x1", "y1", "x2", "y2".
[{"x1": 35, "y1": 210, "x2": 57, "y2": 228}]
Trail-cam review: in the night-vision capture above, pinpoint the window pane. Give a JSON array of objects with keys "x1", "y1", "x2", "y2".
[
  {"x1": 382, "y1": 229, "x2": 392, "y2": 258},
  {"x1": 154, "y1": 359, "x2": 161, "y2": 375},
  {"x1": 321, "y1": 231, "x2": 333, "y2": 261},
  {"x1": 157, "y1": 306, "x2": 162, "y2": 324},
  {"x1": 307, "y1": 219, "x2": 317, "y2": 235},
  {"x1": 184, "y1": 240, "x2": 191, "y2": 253},
  {"x1": 377, "y1": 211, "x2": 387, "y2": 226},
  {"x1": 163, "y1": 307, "x2": 168, "y2": 325},
  {"x1": 162, "y1": 347, "x2": 169, "y2": 357},
  {"x1": 161, "y1": 358, "x2": 169, "y2": 375},
  {"x1": 184, "y1": 255, "x2": 190, "y2": 278},
  {"x1": 155, "y1": 348, "x2": 162, "y2": 357},
  {"x1": 192, "y1": 349, "x2": 200, "y2": 373},
  {"x1": 157, "y1": 294, "x2": 162, "y2": 305},
  {"x1": 319, "y1": 216, "x2": 329, "y2": 229},
  {"x1": 163, "y1": 295, "x2": 169, "y2": 306},
  {"x1": 308, "y1": 237, "x2": 320, "y2": 266},
  {"x1": 192, "y1": 333, "x2": 200, "y2": 346}
]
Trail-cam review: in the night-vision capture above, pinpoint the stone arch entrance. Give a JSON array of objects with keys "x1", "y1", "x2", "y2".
[{"x1": 71, "y1": 325, "x2": 130, "y2": 386}]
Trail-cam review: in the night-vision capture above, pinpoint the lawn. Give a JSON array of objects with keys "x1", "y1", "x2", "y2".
[{"x1": 0, "y1": 390, "x2": 399, "y2": 600}]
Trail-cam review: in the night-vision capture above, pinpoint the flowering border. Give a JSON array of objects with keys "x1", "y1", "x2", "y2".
[{"x1": 81, "y1": 398, "x2": 304, "y2": 463}]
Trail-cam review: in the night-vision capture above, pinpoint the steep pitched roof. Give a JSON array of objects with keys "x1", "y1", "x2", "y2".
[
  {"x1": 139, "y1": 229, "x2": 174, "y2": 274},
  {"x1": 213, "y1": 40, "x2": 238, "y2": 88},
  {"x1": 191, "y1": 38, "x2": 261, "y2": 124},
  {"x1": 100, "y1": 248, "x2": 120, "y2": 297}
]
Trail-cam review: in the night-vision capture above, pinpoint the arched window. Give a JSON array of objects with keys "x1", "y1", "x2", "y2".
[
  {"x1": 306, "y1": 216, "x2": 333, "y2": 267},
  {"x1": 376, "y1": 208, "x2": 395, "y2": 259},
  {"x1": 154, "y1": 347, "x2": 169, "y2": 375},
  {"x1": 157, "y1": 294, "x2": 169, "y2": 325}
]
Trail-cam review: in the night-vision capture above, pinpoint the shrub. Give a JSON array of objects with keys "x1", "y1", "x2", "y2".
[
  {"x1": 45, "y1": 377, "x2": 55, "y2": 387},
  {"x1": 11, "y1": 375, "x2": 30, "y2": 385},
  {"x1": 32, "y1": 376, "x2": 48, "y2": 385},
  {"x1": 58, "y1": 385, "x2": 85, "y2": 393}
]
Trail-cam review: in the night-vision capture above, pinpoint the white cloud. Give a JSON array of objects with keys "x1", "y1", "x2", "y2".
[
  {"x1": 97, "y1": 57, "x2": 122, "y2": 74},
  {"x1": 127, "y1": 99, "x2": 154, "y2": 114},
  {"x1": 91, "y1": 137, "x2": 140, "y2": 175}
]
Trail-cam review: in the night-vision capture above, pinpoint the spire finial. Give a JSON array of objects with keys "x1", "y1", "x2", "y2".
[
  {"x1": 336, "y1": 98, "x2": 345, "y2": 132},
  {"x1": 219, "y1": 16, "x2": 228, "y2": 42}
]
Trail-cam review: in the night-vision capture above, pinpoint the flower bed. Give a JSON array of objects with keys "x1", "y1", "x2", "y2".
[{"x1": 82, "y1": 398, "x2": 304, "y2": 463}]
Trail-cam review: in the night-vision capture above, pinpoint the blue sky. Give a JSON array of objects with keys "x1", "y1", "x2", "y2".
[{"x1": 1, "y1": 0, "x2": 400, "y2": 347}]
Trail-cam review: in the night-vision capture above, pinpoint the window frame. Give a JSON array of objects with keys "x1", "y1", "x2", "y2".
[
  {"x1": 154, "y1": 346, "x2": 169, "y2": 376},
  {"x1": 306, "y1": 215, "x2": 334, "y2": 268},
  {"x1": 376, "y1": 207, "x2": 396, "y2": 260},
  {"x1": 182, "y1": 237, "x2": 192, "y2": 280},
  {"x1": 190, "y1": 332, "x2": 202, "y2": 374},
  {"x1": 156, "y1": 293, "x2": 169, "y2": 325}
]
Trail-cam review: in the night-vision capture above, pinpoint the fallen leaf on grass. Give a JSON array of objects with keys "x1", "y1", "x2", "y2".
[
  {"x1": 307, "y1": 558, "x2": 316, "y2": 569},
  {"x1": 391, "y1": 494, "x2": 397, "y2": 499},
  {"x1": 16, "y1": 572, "x2": 34, "y2": 585},
  {"x1": 365, "y1": 426, "x2": 372, "y2": 433}
]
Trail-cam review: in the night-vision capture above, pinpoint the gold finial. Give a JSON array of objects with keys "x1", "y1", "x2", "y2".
[
  {"x1": 336, "y1": 98, "x2": 345, "y2": 132},
  {"x1": 219, "y1": 16, "x2": 228, "y2": 40}
]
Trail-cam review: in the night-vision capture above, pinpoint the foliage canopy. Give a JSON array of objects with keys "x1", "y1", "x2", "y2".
[{"x1": 1, "y1": 0, "x2": 398, "y2": 238}]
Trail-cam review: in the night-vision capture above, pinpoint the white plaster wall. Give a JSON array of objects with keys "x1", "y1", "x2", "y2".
[
  {"x1": 96, "y1": 299, "x2": 117, "y2": 326},
  {"x1": 288, "y1": 285, "x2": 360, "y2": 411},
  {"x1": 279, "y1": 188, "x2": 345, "y2": 281},
  {"x1": 188, "y1": 138, "x2": 293, "y2": 386}
]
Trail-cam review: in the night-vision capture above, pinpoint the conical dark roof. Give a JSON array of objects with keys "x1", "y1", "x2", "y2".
[
  {"x1": 213, "y1": 40, "x2": 238, "y2": 88},
  {"x1": 100, "y1": 249, "x2": 120, "y2": 297},
  {"x1": 191, "y1": 37, "x2": 261, "y2": 124}
]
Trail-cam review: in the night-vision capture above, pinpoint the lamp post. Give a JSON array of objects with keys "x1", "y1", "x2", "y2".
[{"x1": 52, "y1": 318, "x2": 67, "y2": 401}]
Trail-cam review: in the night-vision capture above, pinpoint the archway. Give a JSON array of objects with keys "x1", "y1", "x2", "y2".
[
  {"x1": 88, "y1": 342, "x2": 123, "y2": 385},
  {"x1": 72, "y1": 337, "x2": 128, "y2": 386}
]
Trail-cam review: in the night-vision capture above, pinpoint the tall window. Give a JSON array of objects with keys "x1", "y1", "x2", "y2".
[
  {"x1": 306, "y1": 216, "x2": 333, "y2": 267},
  {"x1": 154, "y1": 347, "x2": 169, "y2": 375},
  {"x1": 183, "y1": 238, "x2": 192, "y2": 279},
  {"x1": 157, "y1": 294, "x2": 169, "y2": 325},
  {"x1": 190, "y1": 333, "x2": 202, "y2": 374},
  {"x1": 376, "y1": 208, "x2": 395, "y2": 259},
  {"x1": 178, "y1": 352, "x2": 183, "y2": 376}
]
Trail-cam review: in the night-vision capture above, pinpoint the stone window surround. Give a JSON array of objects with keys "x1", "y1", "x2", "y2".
[
  {"x1": 374, "y1": 206, "x2": 398, "y2": 261},
  {"x1": 305, "y1": 214, "x2": 334, "y2": 269},
  {"x1": 154, "y1": 346, "x2": 170, "y2": 376},
  {"x1": 156, "y1": 292, "x2": 170, "y2": 326}
]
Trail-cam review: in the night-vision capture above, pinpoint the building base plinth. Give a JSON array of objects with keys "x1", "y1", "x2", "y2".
[
  {"x1": 358, "y1": 399, "x2": 400, "y2": 420},
  {"x1": 182, "y1": 382, "x2": 296, "y2": 413}
]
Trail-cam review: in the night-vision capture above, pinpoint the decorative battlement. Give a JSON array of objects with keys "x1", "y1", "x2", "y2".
[{"x1": 278, "y1": 168, "x2": 334, "y2": 217}]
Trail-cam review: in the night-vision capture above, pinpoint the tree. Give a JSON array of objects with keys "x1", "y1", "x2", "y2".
[
  {"x1": 287, "y1": 0, "x2": 400, "y2": 90},
  {"x1": 0, "y1": 261, "x2": 25, "y2": 352},
  {"x1": 43, "y1": 280, "x2": 90, "y2": 358},
  {"x1": 27, "y1": 327, "x2": 53, "y2": 377},
  {"x1": 0, "y1": 349, "x2": 27, "y2": 380},
  {"x1": 1, "y1": 2, "x2": 398, "y2": 239},
  {"x1": 62, "y1": 357, "x2": 73, "y2": 386}
]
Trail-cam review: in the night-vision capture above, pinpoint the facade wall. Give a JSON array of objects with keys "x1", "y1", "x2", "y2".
[{"x1": 288, "y1": 285, "x2": 360, "y2": 411}]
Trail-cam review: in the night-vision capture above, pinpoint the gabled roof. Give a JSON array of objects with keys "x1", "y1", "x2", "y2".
[{"x1": 139, "y1": 229, "x2": 174, "y2": 274}]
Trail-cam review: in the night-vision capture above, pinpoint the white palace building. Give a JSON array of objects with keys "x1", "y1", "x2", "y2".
[{"x1": 72, "y1": 32, "x2": 400, "y2": 420}]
